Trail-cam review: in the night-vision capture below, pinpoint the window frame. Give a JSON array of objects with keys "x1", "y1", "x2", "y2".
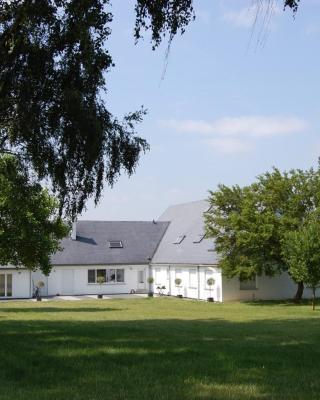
[{"x1": 87, "y1": 268, "x2": 125, "y2": 285}]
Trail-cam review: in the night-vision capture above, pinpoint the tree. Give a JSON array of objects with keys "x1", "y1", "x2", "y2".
[
  {"x1": 0, "y1": 0, "x2": 302, "y2": 220},
  {"x1": 0, "y1": 155, "x2": 69, "y2": 275},
  {"x1": 282, "y1": 217, "x2": 320, "y2": 310},
  {"x1": 204, "y1": 165, "x2": 320, "y2": 301}
]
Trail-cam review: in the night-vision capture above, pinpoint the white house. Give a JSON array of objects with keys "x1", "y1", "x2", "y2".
[
  {"x1": 0, "y1": 200, "x2": 312, "y2": 301},
  {"x1": 0, "y1": 221, "x2": 169, "y2": 299},
  {"x1": 150, "y1": 200, "x2": 299, "y2": 301}
]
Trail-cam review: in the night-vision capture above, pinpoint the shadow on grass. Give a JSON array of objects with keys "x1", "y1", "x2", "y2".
[
  {"x1": 0, "y1": 307, "x2": 124, "y2": 313},
  {"x1": 244, "y1": 299, "x2": 320, "y2": 308},
  {"x1": 0, "y1": 316, "x2": 320, "y2": 400}
]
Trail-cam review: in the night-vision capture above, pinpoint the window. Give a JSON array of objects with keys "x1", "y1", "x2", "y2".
[
  {"x1": 138, "y1": 270, "x2": 144, "y2": 284},
  {"x1": 173, "y1": 235, "x2": 185, "y2": 244},
  {"x1": 117, "y1": 269, "x2": 124, "y2": 283},
  {"x1": 193, "y1": 234, "x2": 205, "y2": 243},
  {"x1": 106, "y1": 269, "x2": 116, "y2": 283},
  {"x1": 97, "y1": 269, "x2": 106, "y2": 281},
  {"x1": 0, "y1": 274, "x2": 12, "y2": 297},
  {"x1": 108, "y1": 241, "x2": 123, "y2": 248},
  {"x1": 240, "y1": 277, "x2": 257, "y2": 290},
  {"x1": 189, "y1": 269, "x2": 197, "y2": 288},
  {"x1": 88, "y1": 269, "x2": 125, "y2": 284},
  {"x1": 88, "y1": 269, "x2": 96, "y2": 284}
]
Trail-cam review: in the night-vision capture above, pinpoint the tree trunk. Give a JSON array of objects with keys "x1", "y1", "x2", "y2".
[
  {"x1": 294, "y1": 281, "x2": 304, "y2": 302},
  {"x1": 312, "y1": 287, "x2": 316, "y2": 311}
]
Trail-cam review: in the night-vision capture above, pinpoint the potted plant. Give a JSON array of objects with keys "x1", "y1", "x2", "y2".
[
  {"x1": 207, "y1": 277, "x2": 215, "y2": 302},
  {"x1": 147, "y1": 277, "x2": 154, "y2": 297},
  {"x1": 175, "y1": 278, "x2": 183, "y2": 298},
  {"x1": 97, "y1": 275, "x2": 105, "y2": 299},
  {"x1": 35, "y1": 281, "x2": 45, "y2": 301},
  {"x1": 157, "y1": 285, "x2": 166, "y2": 296}
]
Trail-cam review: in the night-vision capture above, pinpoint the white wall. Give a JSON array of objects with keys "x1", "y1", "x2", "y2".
[
  {"x1": 151, "y1": 265, "x2": 223, "y2": 302},
  {"x1": 222, "y1": 273, "x2": 298, "y2": 301},
  {"x1": 0, "y1": 269, "x2": 31, "y2": 298},
  {"x1": 32, "y1": 265, "x2": 148, "y2": 296}
]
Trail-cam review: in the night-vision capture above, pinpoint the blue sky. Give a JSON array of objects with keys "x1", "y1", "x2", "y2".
[{"x1": 80, "y1": 0, "x2": 320, "y2": 221}]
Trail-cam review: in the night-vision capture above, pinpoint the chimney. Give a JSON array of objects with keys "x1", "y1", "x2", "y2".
[{"x1": 71, "y1": 220, "x2": 77, "y2": 240}]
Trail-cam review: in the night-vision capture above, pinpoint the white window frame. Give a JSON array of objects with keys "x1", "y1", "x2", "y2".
[
  {"x1": 87, "y1": 268, "x2": 125, "y2": 285},
  {"x1": 0, "y1": 273, "x2": 12, "y2": 297}
]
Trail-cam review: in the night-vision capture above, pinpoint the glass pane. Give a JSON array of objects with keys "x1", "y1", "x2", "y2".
[
  {"x1": 88, "y1": 270, "x2": 96, "y2": 283},
  {"x1": 97, "y1": 269, "x2": 106, "y2": 282},
  {"x1": 6, "y1": 274, "x2": 12, "y2": 297},
  {"x1": 107, "y1": 269, "x2": 115, "y2": 283},
  {"x1": 0, "y1": 275, "x2": 5, "y2": 296},
  {"x1": 116, "y1": 269, "x2": 124, "y2": 283},
  {"x1": 138, "y1": 270, "x2": 144, "y2": 283}
]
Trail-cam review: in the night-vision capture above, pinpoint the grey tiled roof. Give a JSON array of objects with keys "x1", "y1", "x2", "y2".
[
  {"x1": 51, "y1": 221, "x2": 169, "y2": 265},
  {"x1": 151, "y1": 200, "x2": 218, "y2": 265}
]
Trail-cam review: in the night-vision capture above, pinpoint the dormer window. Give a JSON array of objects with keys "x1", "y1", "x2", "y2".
[
  {"x1": 193, "y1": 234, "x2": 205, "y2": 243},
  {"x1": 173, "y1": 235, "x2": 185, "y2": 244},
  {"x1": 108, "y1": 241, "x2": 123, "y2": 248}
]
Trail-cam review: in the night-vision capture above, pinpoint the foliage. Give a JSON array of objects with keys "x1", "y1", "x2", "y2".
[
  {"x1": 207, "y1": 278, "x2": 215, "y2": 286},
  {"x1": 0, "y1": 0, "x2": 149, "y2": 218},
  {"x1": 282, "y1": 216, "x2": 320, "y2": 309},
  {"x1": 0, "y1": 0, "x2": 302, "y2": 219},
  {"x1": 0, "y1": 155, "x2": 69, "y2": 274},
  {"x1": 174, "y1": 278, "x2": 182, "y2": 286},
  {"x1": 97, "y1": 276, "x2": 106, "y2": 285},
  {"x1": 35, "y1": 281, "x2": 45, "y2": 289},
  {"x1": 205, "y1": 165, "x2": 320, "y2": 297},
  {"x1": 147, "y1": 277, "x2": 154, "y2": 284}
]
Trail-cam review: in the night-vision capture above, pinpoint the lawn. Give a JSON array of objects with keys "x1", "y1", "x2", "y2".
[{"x1": 0, "y1": 298, "x2": 319, "y2": 400}]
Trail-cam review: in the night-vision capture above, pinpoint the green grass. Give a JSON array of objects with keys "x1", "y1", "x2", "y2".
[{"x1": 0, "y1": 298, "x2": 320, "y2": 400}]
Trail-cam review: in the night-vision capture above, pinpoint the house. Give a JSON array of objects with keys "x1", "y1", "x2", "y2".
[
  {"x1": 0, "y1": 221, "x2": 168, "y2": 298},
  {"x1": 0, "y1": 200, "x2": 308, "y2": 301},
  {"x1": 150, "y1": 200, "x2": 298, "y2": 301}
]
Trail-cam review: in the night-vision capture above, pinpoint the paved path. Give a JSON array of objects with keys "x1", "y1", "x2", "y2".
[{"x1": 1, "y1": 294, "x2": 148, "y2": 302}]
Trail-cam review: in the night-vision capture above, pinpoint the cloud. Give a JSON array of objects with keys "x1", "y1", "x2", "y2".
[
  {"x1": 162, "y1": 116, "x2": 308, "y2": 138},
  {"x1": 222, "y1": 7, "x2": 256, "y2": 28},
  {"x1": 161, "y1": 115, "x2": 309, "y2": 155},
  {"x1": 205, "y1": 138, "x2": 254, "y2": 155},
  {"x1": 221, "y1": 1, "x2": 281, "y2": 30}
]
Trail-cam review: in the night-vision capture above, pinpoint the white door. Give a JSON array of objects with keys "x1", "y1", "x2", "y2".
[
  {"x1": 61, "y1": 270, "x2": 74, "y2": 295},
  {"x1": 137, "y1": 269, "x2": 145, "y2": 290},
  {"x1": 0, "y1": 274, "x2": 12, "y2": 297}
]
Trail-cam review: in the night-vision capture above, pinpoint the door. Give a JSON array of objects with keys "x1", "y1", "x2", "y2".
[
  {"x1": 61, "y1": 270, "x2": 74, "y2": 295},
  {"x1": 137, "y1": 269, "x2": 145, "y2": 290},
  {"x1": 0, "y1": 274, "x2": 12, "y2": 297}
]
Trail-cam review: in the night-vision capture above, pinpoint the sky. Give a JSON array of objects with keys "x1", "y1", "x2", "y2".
[{"x1": 80, "y1": 0, "x2": 320, "y2": 221}]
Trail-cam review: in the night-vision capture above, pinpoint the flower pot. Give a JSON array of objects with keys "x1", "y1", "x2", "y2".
[
  {"x1": 97, "y1": 294, "x2": 103, "y2": 299},
  {"x1": 36, "y1": 297, "x2": 42, "y2": 302},
  {"x1": 148, "y1": 292, "x2": 154, "y2": 297},
  {"x1": 177, "y1": 294, "x2": 183, "y2": 299},
  {"x1": 207, "y1": 297, "x2": 214, "y2": 302}
]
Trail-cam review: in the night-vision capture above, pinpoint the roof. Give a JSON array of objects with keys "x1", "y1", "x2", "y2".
[
  {"x1": 51, "y1": 221, "x2": 169, "y2": 266},
  {"x1": 151, "y1": 200, "x2": 218, "y2": 265}
]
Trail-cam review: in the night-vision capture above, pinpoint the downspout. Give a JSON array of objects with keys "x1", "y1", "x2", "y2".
[{"x1": 168, "y1": 265, "x2": 171, "y2": 295}]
